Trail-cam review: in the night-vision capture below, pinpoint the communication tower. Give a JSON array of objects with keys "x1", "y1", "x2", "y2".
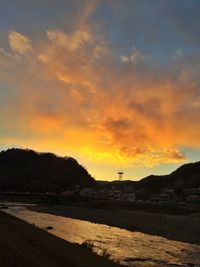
[{"x1": 118, "y1": 171, "x2": 124, "y2": 181}]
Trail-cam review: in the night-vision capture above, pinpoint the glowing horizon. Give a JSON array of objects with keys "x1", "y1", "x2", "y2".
[{"x1": 0, "y1": 1, "x2": 200, "y2": 181}]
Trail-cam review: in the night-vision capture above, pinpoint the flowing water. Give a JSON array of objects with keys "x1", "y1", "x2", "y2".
[{"x1": 1, "y1": 203, "x2": 200, "y2": 267}]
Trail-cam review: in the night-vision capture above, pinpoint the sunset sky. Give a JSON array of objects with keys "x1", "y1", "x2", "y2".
[{"x1": 0, "y1": 0, "x2": 200, "y2": 181}]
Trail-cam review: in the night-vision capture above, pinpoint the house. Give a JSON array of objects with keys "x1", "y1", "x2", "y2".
[
  {"x1": 122, "y1": 192, "x2": 135, "y2": 202},
  {"x1": 112, "y1": 191, "x2": 121, "y2": 201},
  {"x1": 62, "y1": 190, "x2": 75, "y2": 197},
  {"x1": 80, "y1": 188, "x2": 94, "y2": 198}
]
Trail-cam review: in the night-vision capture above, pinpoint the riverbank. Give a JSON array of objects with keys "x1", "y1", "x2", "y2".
[
  {"x1": 32, "y1": 204, "x2": 200, "y2": 245},
  {"x1": 0, "y1": 210, "x2": 122, "y2": 267}
]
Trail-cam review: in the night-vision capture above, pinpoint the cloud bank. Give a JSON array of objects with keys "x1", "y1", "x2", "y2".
[{"x1": 0, "y1": 1, "x2": 200, "y2": 175}]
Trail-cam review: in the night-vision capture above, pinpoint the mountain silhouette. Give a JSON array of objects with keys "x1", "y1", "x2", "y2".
[
  {"x1": 135, "y1": 161, "x2": 200, "y2": 193},
  {"x1": 0, "y1": 148, "x2": 95, "y2": 193},
  {"x1": 0, "y1": 148, "x2": 199, "y2": 194}
]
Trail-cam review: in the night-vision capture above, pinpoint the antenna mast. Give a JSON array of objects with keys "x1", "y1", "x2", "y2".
[{"x1": 118, "y1": 171, "x2": 124, "y2": 181}]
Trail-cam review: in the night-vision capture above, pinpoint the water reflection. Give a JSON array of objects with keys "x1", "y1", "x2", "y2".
[{"x1": 2, "y1": 205, "x2": 200, "y2": 267}]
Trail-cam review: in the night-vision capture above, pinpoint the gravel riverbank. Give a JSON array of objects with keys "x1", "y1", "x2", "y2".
[{"x1": 32, "y1": 204, "x2": 200, "y2": 245}]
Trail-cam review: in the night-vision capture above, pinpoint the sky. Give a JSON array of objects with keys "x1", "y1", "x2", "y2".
[{"x1": 0, "y1": 0, "x2": 200, "y2": 181}]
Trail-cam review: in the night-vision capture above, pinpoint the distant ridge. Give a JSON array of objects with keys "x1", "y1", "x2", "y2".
[
  {"x1": 135, "y1": 161, "x2": 200, "y2": 193},
  {"x1": 0, "y1": 148, "x2": 199, "y2": 194},
  {"x1": 0, "y1": 148, "x2": 95, "y2": 193},
  {"x1": 98, "y1": 162, "x2": 200, "y2": 193}
]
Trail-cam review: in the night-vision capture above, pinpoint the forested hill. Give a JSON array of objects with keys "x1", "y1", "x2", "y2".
[
  {"x1": 135, "y1": 161, "x2": 200, "y2": 193},
  {"x1": 0, "y1": 148, "x2": 95, "y2": 193}
]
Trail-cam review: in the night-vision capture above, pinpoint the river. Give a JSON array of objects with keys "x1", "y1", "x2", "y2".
[{"x1": 1, "y1": 203, "x2": 200, "y2": 267}]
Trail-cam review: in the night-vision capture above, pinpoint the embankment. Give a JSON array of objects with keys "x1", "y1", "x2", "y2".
[{"x1": 0, "y1": 210, "x2": 121, "y2": 267}]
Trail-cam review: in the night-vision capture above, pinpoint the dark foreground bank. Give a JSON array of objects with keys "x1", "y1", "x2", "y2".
[{"x1": 0, "y1": 211, "x2": 122, "y2": 267}]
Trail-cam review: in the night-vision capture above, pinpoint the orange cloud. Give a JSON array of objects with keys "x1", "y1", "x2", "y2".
[
  {"x1": 0, "y1": 24, "x2": 200, "y2": 170},
  {"x1": 9, "y1": 31, "x2": 32, "y2": 55}
]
